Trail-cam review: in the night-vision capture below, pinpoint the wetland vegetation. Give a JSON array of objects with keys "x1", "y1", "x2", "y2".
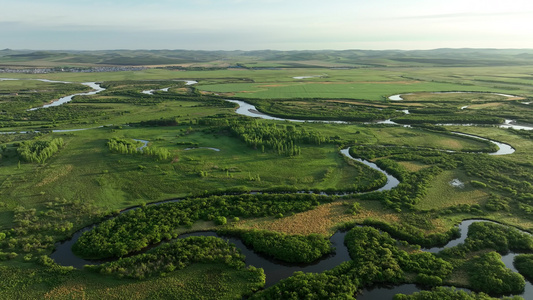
[{"x1": 1, "y1": 49, "x2": 533, "y2": 299}]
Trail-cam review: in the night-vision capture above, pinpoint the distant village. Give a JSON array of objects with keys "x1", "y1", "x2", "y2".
[{"x1": 0, "y1": 66, "x2": 148, "y2": 74}]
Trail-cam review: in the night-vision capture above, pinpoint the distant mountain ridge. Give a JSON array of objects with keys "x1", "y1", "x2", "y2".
[{"x1": 1, "y1": 48, "x2": 533, "y2": 68}]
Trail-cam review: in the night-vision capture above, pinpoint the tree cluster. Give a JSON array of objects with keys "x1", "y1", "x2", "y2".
[
  {"x1": 85, "y1": 236, "x2": 248, "y2": 279},
  {"x1": 73, "y1": 193, "x2": 332, "y2": 259},
  {"x1": 107, "y1": 138, "x2": 170, "y2": 161},
  {"x1": 220, "y1": 229, "x2": 332, "y2": 263},
  {"x1": 467, "y1": 252, "x2": 525, "y2": 295},
  {"x1": 440, "y1": 222, "x2": 533, "y2": 258},
  {"x1": 229, "y1": 120, "x2": 328, "y2": 156},
  {"x1": 394, "y1": 287, "x2": 518, "y2": 300},
  {"x1": 16, "y1": 138, "x2": 64, "y2": 163}
]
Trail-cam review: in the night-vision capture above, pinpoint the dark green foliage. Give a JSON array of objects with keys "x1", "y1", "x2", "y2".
[
  {"x1": 24, "y1": 105, "x2": 110, "y2": 122},
  {"x1": 73, "y1": 193, "x2": 332, "y2": 259},
  {"x1": 214, "y1": 216, "x2": 227, "y2": 225},
  {"x1": 0, "y1": 199, "x2": 104, "y2": 257},
  {"x1": 415, "y1": 273, "x2": 443, "y2": 286},
  {"x1": 461, "y1": 155, "x2": 533, "y2": 198},
  {"x1": 471, "y1": 180, "x2": 487, "y2": 188},
  {"x1": 466, "y1": 222, "x2": 533, "y2": 253},
  {"x1": 107, "y1": 137, "x2": 170, "y2": 160},
  {"x1": 0, "y1": 252, "x2": 17, "y2": 261},
  {"x1": 467, "y1": 252, "x2": 525, "y2": 295},
  {"x1": 350, "y1": 144, "x2": 448, "y2": 161},
  {"x1": 514, "y1": 254, "x2": 533, "y2": 282},
  {"x1": 107, "y1": 137, "x2": 141, "y2": 154},
  {"x1": 0, "y1": 82, "x2": 90, "y2": 115},
  {"x1": 404, "y1": 252, "x2": 453, "y2": 281},
  {"x1": 250, "y1": 272, "x2": 358, "y2": 300},
  {"x1": 16, "y1": 138, "x2": 64, "y2": 163},
  {"x1": 360, "y1": 218, "x2": 460, "y2": 248},
  {"x1": 394, "y1": 286, "x2": 519, "y2": 300},
  {"x1": 378, "y1": 164, "x2": 443, "y2": 209},
  {"x1": 253, "y1": 227, "x2": 454, "y2": 299},
  {"x1": 343, "y1": 227, "x2": 405, "y2": 285},
  {"x1": 346, "y1": 202, "x2": 361, "y2": 215},
  {"x1": 485, "y1": 194, "x2": 510, "y2": 211},
  {"x1": 343, "y1": 227, "x2": 451, "y2": 286},
  {"x1": 441, "y1": 222, "x2": 533, "y2": 258},
  {"x1": 221, "y1": 229, "x2": 332, "y2": 263},
  {"x1": 352, "y1": 142, "x2": 533, "y2": 214},
  {"x1": 351, "y1": 147, "x2": 445, "y2": 209},
  {"x1": 85, "y1": 236, "x2": 246, "y2": 279},
  {"x1": 229, "y1": 119, "x2": 326, "y2": 156},
  {"x1": 439, "y1": 204, "x2": 485, "y2": 216}
]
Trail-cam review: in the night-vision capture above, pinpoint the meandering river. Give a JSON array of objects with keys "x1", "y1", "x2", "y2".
[{"x1": 2, "y1": 78, "x2": 531, "y2": 297}]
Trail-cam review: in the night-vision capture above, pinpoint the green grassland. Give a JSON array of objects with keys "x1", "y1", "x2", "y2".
[
  {"x1": 197, "y1": 81, "x2": 501, "y2": 100},
  {"x1": 1, "y1": 51, "x2": 533, "y2": 299},
  {"x1": 0, "y1": 261, "x2": 261, "y2": 300}
]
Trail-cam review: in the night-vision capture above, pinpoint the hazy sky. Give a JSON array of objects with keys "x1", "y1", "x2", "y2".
[{"x1": 1, "y1": 0, "x2": 532, "y2": 50}]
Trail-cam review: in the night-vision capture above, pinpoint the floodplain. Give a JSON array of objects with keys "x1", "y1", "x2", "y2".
[{"x1": 1, "y1": 49, "x2": 533, "y2": 299}]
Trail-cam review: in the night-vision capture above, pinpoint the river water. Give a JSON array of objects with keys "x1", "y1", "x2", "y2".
[
  {"x1": 340, "y1": 148, "x2": 400, "y2": 192},
  {"x1": 141, "y1": 80, "x2": 198, "y2": 95},
  {"x1": 28, "y1": 82, "x2": 105, "y2": 111}
]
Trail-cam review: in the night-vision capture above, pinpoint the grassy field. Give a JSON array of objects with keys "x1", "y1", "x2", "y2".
[
  {"x1": 0, "y1": 124, "x2": 380, "y2": 211},
  {"x1": 197, "y1": 81, "x2": 502, "y2": 100},
  {"x1": 0, "y1": 261, "x2": 261, "y2": 300},
  {"x1": 417, "y1": 169, "x2": 489, "y2": 210}
]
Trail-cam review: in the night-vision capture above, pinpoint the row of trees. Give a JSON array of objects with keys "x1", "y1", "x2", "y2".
[
  {"x1": 16, "y1": 138, "x2": 64, "y2": 163},
  {"x1": 107, "y1": 138, "x2": 171, "y2": 161},
  {"x1": 229, "y1": 120, "x2": 328, "y2": 156}
]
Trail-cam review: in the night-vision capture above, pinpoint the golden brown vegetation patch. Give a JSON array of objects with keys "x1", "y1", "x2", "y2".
[
  {"x1": 435, "y1": 139, "x2": 462, "y2": 150},
  {"x1": 240, "y1": 201, "x2": 401, "y2": 236},
  {"x1": 397, "y1": 161, "x2": 429, "y2": 172},
  {"x1": 251, "y1": 203, "x2": 336, "y2": 235},
  {"x1": 468, "y1": 102, "x2": 504, "y2": 109},
  {"x1": 44, "y1": 283, "x2": 87, "y2": 300}
]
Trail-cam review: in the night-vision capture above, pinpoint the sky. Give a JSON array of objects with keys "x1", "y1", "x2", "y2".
[{"x1": 1, "y1": 0, "x2": 532, "y2": 51}]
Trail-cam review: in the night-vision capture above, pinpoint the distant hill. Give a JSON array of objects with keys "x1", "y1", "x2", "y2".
[{"x1": 1, "y1": 48, "x2": 533, "y2": 68}]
